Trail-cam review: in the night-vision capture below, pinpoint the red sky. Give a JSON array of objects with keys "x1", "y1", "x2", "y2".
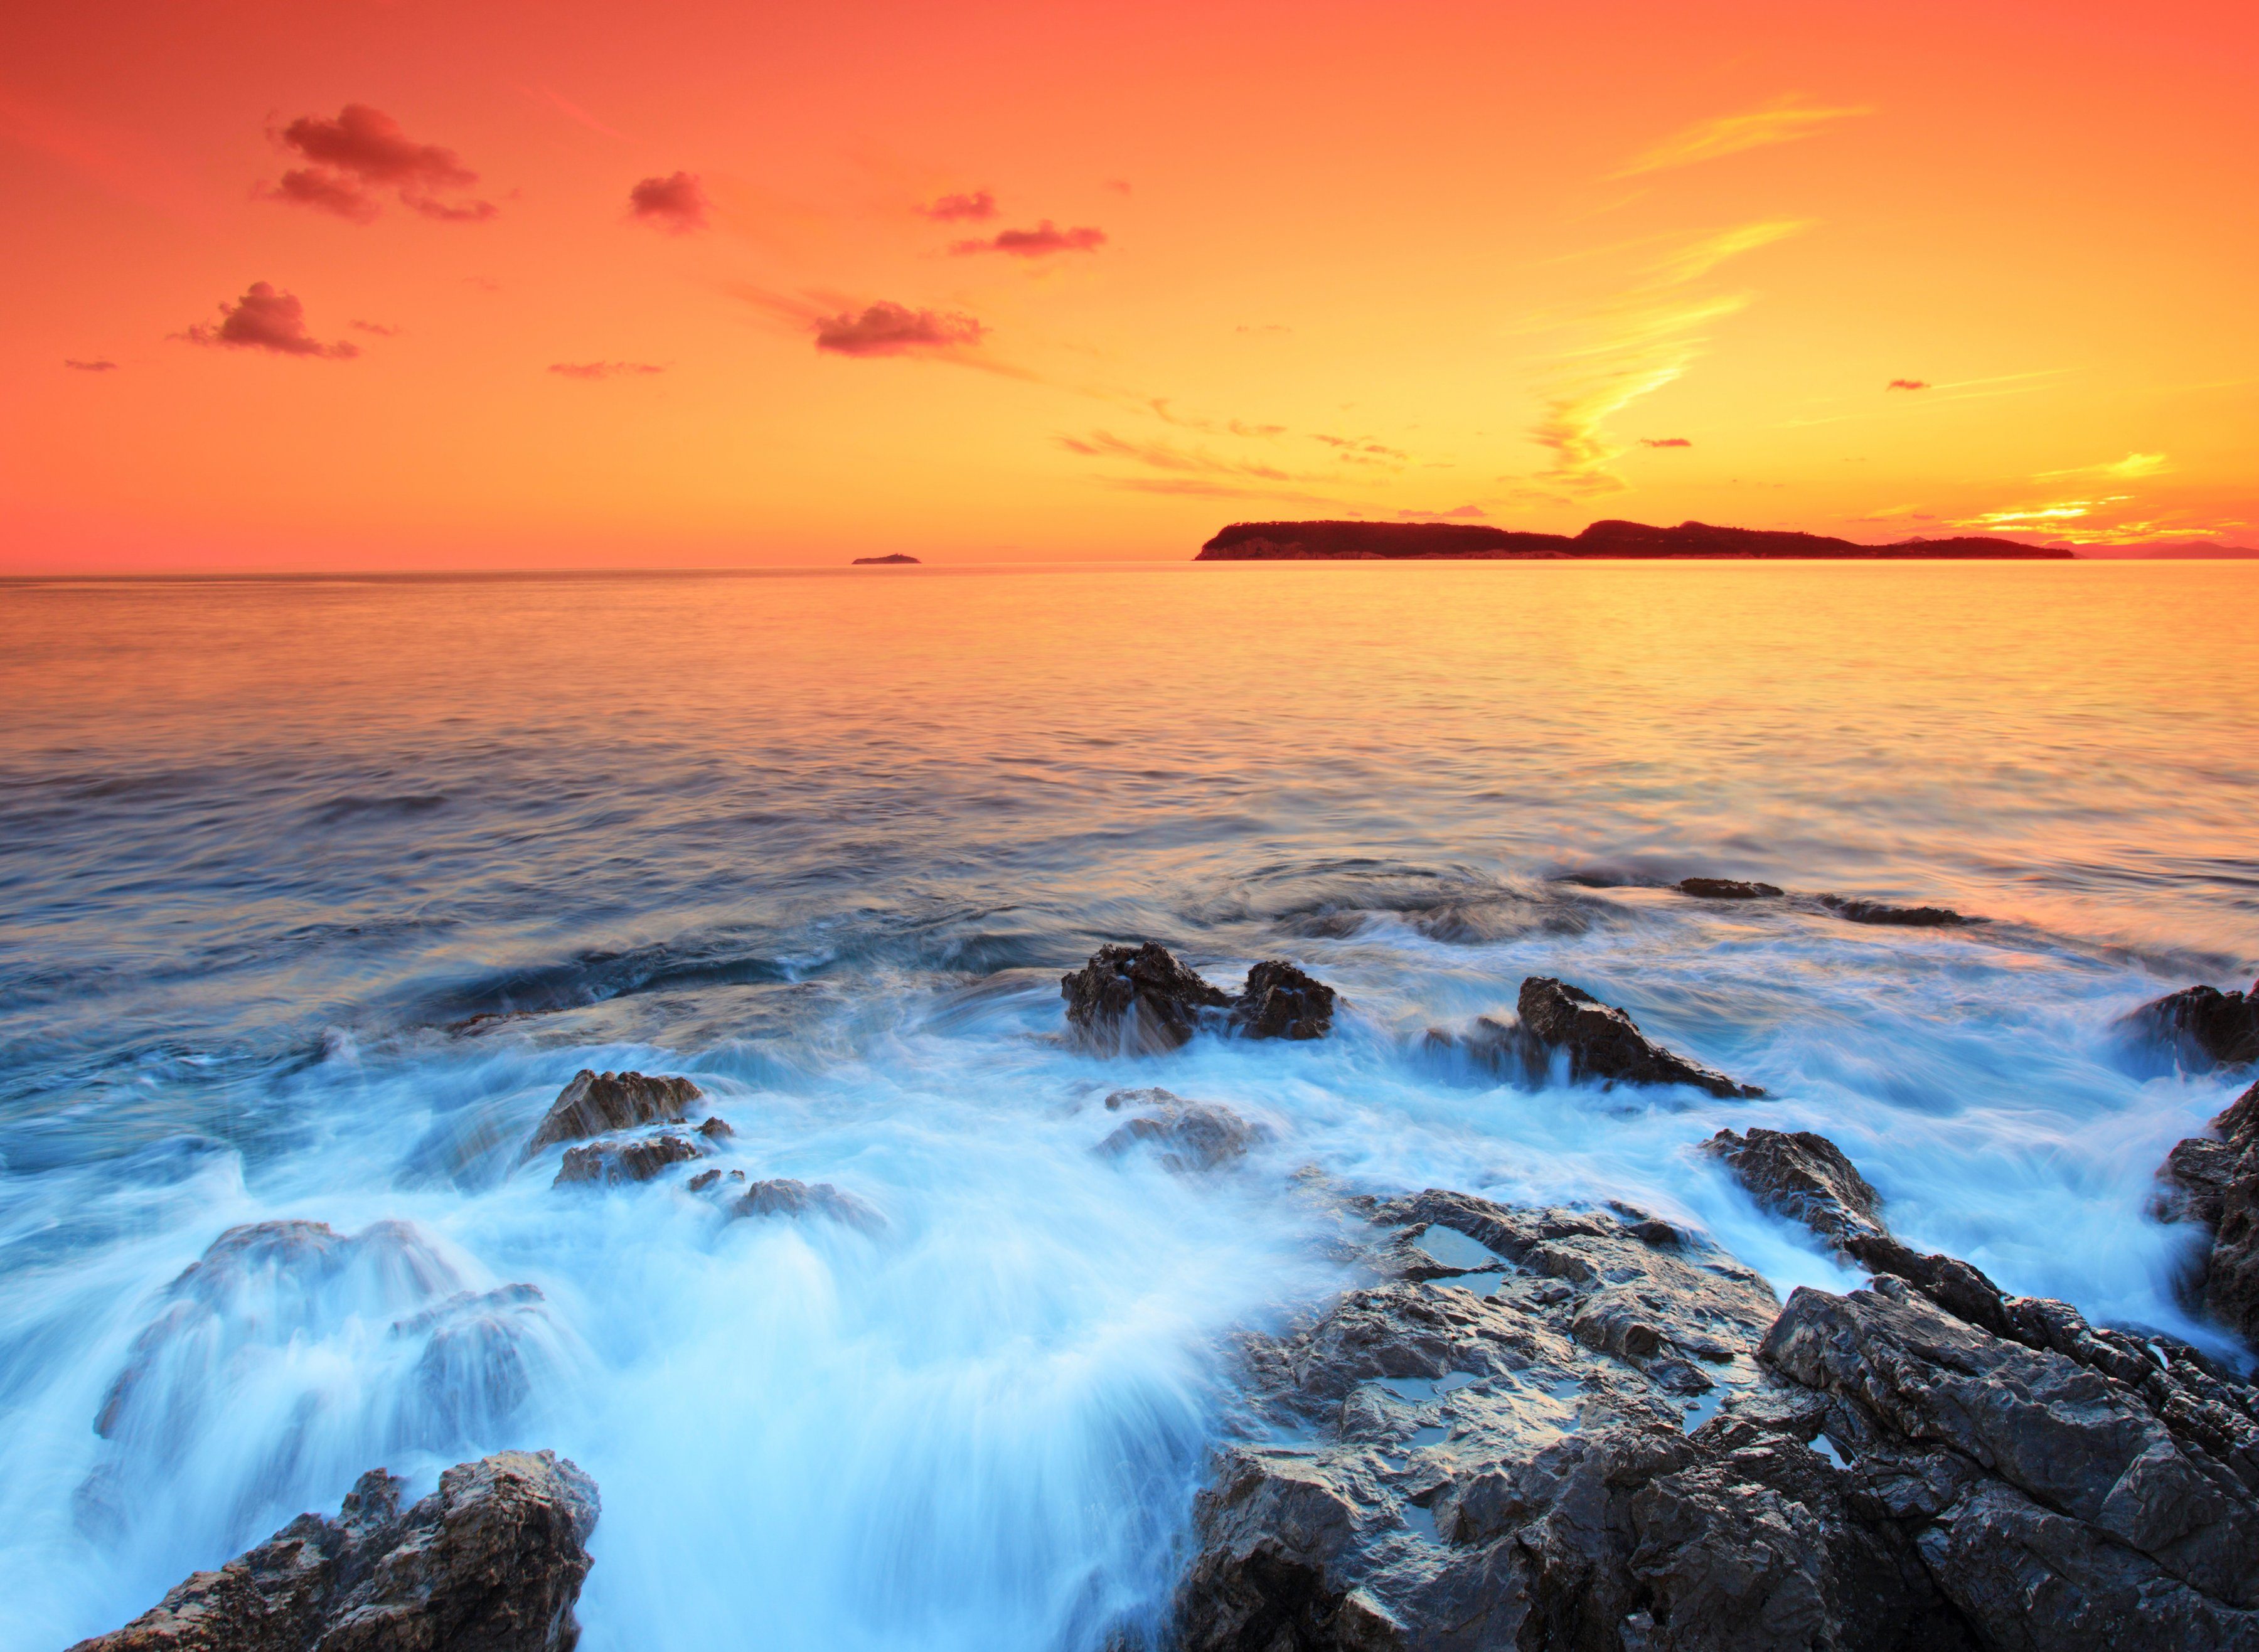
[{"x1": 3, "y1": 0, "x2": 2254, "y2": 570}]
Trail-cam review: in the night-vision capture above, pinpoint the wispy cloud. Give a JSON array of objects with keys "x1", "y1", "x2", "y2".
[
  {"x1": 178, "y1": 283, "x2": 359, "y2": 358},
  {"x1": 63, "y1": 358, "x2": 118, "y2": 372},
  {"x1": 2035, "y1": 451, "x2": 2167, "y2": 480},
  {"x1": 265, "y1": 105, "x2": 495, "y2": 223},
  {"x1": 1524, "y1": 221, "x2": 1804, "y2": 491},
  {"x1": 549, "y1": 361, "x2": 664, "y2": 379},
  {"x1": 1639, "y1": 437, "x2": 1692, "y2": 447},
  {"x1": 1057, "y1": 430, "x2": 1295, "y2": 482},
  {"x1": 628, "y1": 172, "x2": 708, "y2": 232},
  {"x1": 1613, "y1": 97, "x2": 1870, "y2": 178},
  {"x1": 350, "y1": 319, "x2": 400, "y2": 336},
  {"x1": 1395, "y1": 505, "x2": 1488, "y2": 519},
  {"x1": 1887, "y1": 378, "x2": 1929, "y2": 391},
  {"x1": 951, "y1": 220, "x2": 1106, "y2": 257}
]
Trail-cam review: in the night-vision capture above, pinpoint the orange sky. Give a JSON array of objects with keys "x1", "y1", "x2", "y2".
[{"x1": 3, "y1": 0, "x2": 2254, "y2": 570}]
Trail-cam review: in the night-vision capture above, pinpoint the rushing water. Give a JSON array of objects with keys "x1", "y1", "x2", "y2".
[{"x1": 1, "y1": 561, "x2": 2255, "y2": 1649}]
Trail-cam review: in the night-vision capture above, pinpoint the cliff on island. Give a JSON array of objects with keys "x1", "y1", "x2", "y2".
[{"x1": 1197, "y1": 519, "x2": 2074, "y2": 560}]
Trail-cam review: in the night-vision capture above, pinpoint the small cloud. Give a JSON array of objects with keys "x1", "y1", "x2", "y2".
[
  {"x1": 1640, "y1": 437, "x2": 1692, "y2": 447},
  {"x1": 464, "y1": 276, "x2": 501, "y2": 292},
  {"x1": 265, "y1": 104, "x2": 495, "y2": 223},
  {"x1": 1886, "y1": 378, "x2": 1929, "y2": 391},
  {"x1": 64, "y1": 358, "x2": 118, "y2": 371},
  {"x1": 1613, "y1": 97, "x2": 1870, "y2": 178},
  {"x1": 921, "y1": 190, "x2": 996, "y2": 221},
  {"x1": 1395, "y1": 505, "x2": 1488, "y2": 519},
  {"x1": 951, "y1": 220, "x2": 1105, "y2": 257},
  {"x1": 1231, "y1": 421, "x2": 1286, "y2": 438},
  {"x1": 814, "y1": 301, "x2": 986, "y2": 356},
  {"x1": 548, "y1": 361, "x2": 664, "y2": 378},
  {"x1": 178, "y1": 282, "x2": 358, "y2": 358},
  {"x1": 628, "y1": 171, "x2": 708, "y2": 232},
  {"x1": 1103, "y1": 178, "x2": 1132, "y2": 195},
  {"x1": 350, "y1": 319, "x2": 400, "y2": 336}
]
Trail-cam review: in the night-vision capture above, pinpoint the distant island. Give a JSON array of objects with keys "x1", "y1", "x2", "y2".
[
  {"x1": 851, "y1": 553, "x2": 921, "y2": 565},
  {"x1": 1195, "y1": 520, "x2": 2074, "y2": 560}
]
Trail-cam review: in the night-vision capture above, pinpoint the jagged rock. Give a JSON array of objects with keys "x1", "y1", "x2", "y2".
[
  {"x1": 1516, "y1": 976, "x2": 1763, "y2": 1099},
  {"x1": 1060, "y1": 944, "x2": 1339, "y2": 1052},
  {"x1": 1232, "y1": 960, "x2": 1338, "y2": 1040},
  {"x1": 2128, "y1": 983, "x2": 2259, "y2": 1072},
  {"x1": 522, "y1": 1069, "x2": 703, "y2": 1157},
  {"x1": 1061, "y1": 942, "x2": 1232, "y2": 1053},
  {"x1": 1680, "y1": 877, "x2": 1784, "y2": 899},
  {"x1": 687, "y1": 1168, "x2": 722, "y2": 1193},
  {"x1": 1817, "y1": 895, "x2": 1978, "y2": 927},
  {"x1": 2157, "y1": 1082, "x2": 2259, "y2": 1349},
  {"x1": 1171, "y1": 1178, "x2": 2259, "y2": 1651},
  {"x1": 1706, "y1": 1127, "x2": 1889, "y2": 1249},
  {"x1": 729, "y1": 1177, "x2": 885, "y2": 1235},
  {"x1": 552, "y1": 1132, "x2": 702, "y2": 1188},
  {"x1": 697, "y1": 1115, "x2": 734, "y2": 1140},
  {"x1": 1097, "y1": 1087, "x2": 1264, "y2": 1172},
  {"x1": 68, "y1": 1450, "x2": 599, "y2": 1652}
]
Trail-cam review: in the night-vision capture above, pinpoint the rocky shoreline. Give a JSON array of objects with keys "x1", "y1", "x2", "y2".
[{"x1": 70, "y1": 949, "x2": 2259, "y2": 1651}]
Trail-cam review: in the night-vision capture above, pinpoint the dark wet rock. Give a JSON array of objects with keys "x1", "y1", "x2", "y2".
[
  {"x1": 552, "y1": 1131, "x2": 702, "y2": 1188},
  {"x1": 2128, "y1": 982, "x2": 2259, "y2": 1073},
  {"x1": 2157, "y1": 1082, "x2": 2259, "y2": 1349},
  {"x1": 1679, "y1": 877, "x2": 1784, "y2": 900},
  {"x1": 687, "y1": 1168, "x2": 722, "y2": 1193},
  {"x1": 522, "y1": 1069, "x2": 703, "y2": 1157},
  {"x1": 1706, "y1": 1127, "x2": 1889, "y2": 1249},
  {"x1": 1172, "y1": 1178, "x2": 2259, "y2": 1651},
  {"x1": 1060, "y1": 943, "x2": 1339, "y2": 1053},
  {"x1": 1062, "y1": 942, "x2": 1232, "y2": 1053},
  {"x1": 729, "y1": 1177, "x2": 885, "y2": 1235},
  {"x1": 697, "y1": 1115, "x2": 734, "y2": 1139},
  {"x1": 1232, "y1": 959, "x2": 1338, "y2": 1041},
  {"x1": 1818, "y1": 895, "x2": 1979, "y2": 928},
  {"x1": 1097, "y1": 1087, "x2": 1266, "y2": 1172},
  {"x1": 68, "y1": 1449, "x2": 599, "y2": 1652},
  {"x1": 1516, "y1": 976, "x2": 1763, "y2": 1099}
]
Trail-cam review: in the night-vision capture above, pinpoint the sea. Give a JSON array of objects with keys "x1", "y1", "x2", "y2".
[{"x1": 1, "y1": 560, "x2": 2253, "y2": 1649}]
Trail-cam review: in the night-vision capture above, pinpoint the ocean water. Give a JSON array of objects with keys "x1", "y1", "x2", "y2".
[{"x1": 1, "y1": 560, "x2": 2254, "y2": 1649}]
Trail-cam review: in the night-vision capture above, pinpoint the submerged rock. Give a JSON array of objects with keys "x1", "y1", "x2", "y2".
[
  {"x1": 1679, "y1": 877, "x2": 1784, "y2": 899},
  {"x1": 523, "y1": 1069, "x2": 703, "y2": 1157},
  {"x1": 1706, "y1": 1127, "x2": 1889, "y2": 1249},
  {"x1": 552, "y1": 1132, "x2": 703, "y2": 1188},
  {"x1": 2157, "y1": 1082, "x2": 2259, "y2": 1349},
  {"x1": 69, "y1": 1449, "x2": 599, "y2": 1652},
  {"x1": 1097, "y1": 1087, "x2": 1265, "y2": 1172},
  {"x1": 1231, "y1": 959, "x2": 1338, "y2": 1041},
  {"x1": 1818, "y1": 895, "x2": 1979, "y2": 928},
  {"x1": 2129, "y1": 981, "x2": 2259, "y2": 1073},
  {"x1": 1171, "y1": 1175, "x2": 2259, "y2": 1651},
  {"x1": 1060, "y1": 943, "x2": 1339, "y2": 1052},
  {"x1": 729, "y1": 1177, "x2": 886, "y2": 1235},
  {"x1": 1516, "y1": 976, "x2": 1763, "y2": 1099}
]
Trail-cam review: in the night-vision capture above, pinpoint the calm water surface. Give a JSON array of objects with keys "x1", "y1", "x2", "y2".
[{"x1": 1, "y1": 562, "x2": 2255, "y2": 1648}]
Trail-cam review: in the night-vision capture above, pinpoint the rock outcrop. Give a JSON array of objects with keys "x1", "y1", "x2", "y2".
[
  {"x1": 1818, "y1": 895, "x2": 1978, "y2": 928},
  {"x1": 1706, "y1": 1127, "x2": 1889, "y2": 1249},
  {"x1": 2157, "y1": 1082, "x2": 2259, "y2": 1349},
  {"x1": 523, "y1": 1069, "x2": 703, "y2": 1157},
  {"x1": 1060, "y1": 944, "x2": 1338, "y2": 1053},
  {"x1": 2129, "y1": 982, "x2": 2259, "y2": 1073},
  {"x1": 1097, "y1": 1087, "x2": 1264, "y2": 1172},
  {"x1": 70, "y1": 1450, "x2": 599, "y2": 1652},
  {"x1": 1517, "y1": 976, "x2": 1763, "y2": 1099},
  {"x1": 1170, "y1": 1173, "x2": 2259, "y2": 1651},
  {"x1": 553, "y1": 1132, "x2": 703, "y2": 1187},
  {"x1": 1679, "y1": 877, "x2": 1783, "y2": 900}
]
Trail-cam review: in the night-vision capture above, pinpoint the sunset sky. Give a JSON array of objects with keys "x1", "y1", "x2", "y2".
[{"x1": 3, "y1": 0, "x2": 2254, "y2": 570}]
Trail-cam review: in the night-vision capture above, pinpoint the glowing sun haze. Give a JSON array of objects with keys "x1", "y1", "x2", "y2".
[{"x1": 3, "y1": 0, "x2": 2253, "y2": 570}]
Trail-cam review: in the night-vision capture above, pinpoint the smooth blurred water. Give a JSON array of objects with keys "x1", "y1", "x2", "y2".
[{"x1": 1, "y1": 561, "x2": 2254, "y2": 1649}]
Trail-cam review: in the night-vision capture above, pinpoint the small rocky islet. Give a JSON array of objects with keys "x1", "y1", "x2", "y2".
[{"x1": 73, "y1": 939, "x2": 2259, "y2": 1651}]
